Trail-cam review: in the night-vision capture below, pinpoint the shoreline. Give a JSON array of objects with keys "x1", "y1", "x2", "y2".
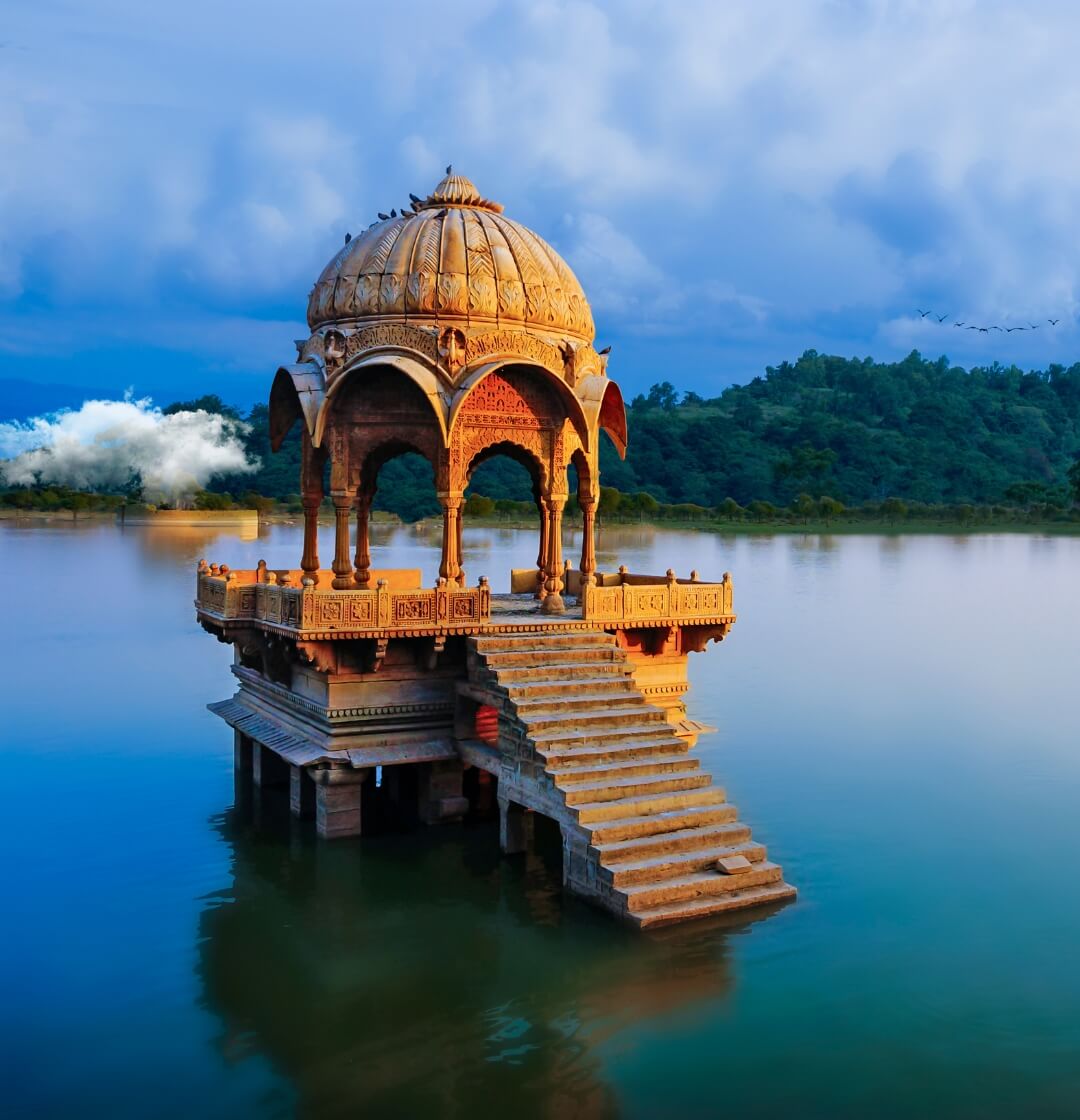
[{"x1": 5, "y1": 507, "x2": 1078, "y2": 536}]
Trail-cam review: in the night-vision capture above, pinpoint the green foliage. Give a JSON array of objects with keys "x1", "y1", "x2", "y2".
[
  {"x1": 464, "y1": 493, "x2": 495, "y2": 517},
  {"x1": 599, "y1": 349, "x2": 1080, "y2": 507}
]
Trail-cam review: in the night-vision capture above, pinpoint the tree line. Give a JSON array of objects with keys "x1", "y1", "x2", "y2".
[{"x1": 5, "y1": 349, "x2": 1080, "y2": 520}]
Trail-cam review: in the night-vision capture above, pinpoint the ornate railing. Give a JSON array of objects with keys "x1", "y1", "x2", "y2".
[
  {"x1": 195, "y1": 563, "x2": 491, "y2": 634},
  {"x1": 580, "y1": 568, "x2": 733, "y2": 624}
]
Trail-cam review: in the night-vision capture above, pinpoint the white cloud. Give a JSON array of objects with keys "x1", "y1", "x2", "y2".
[{"x1": 0, "y1": 397, "x2": 256, "y2": 495}]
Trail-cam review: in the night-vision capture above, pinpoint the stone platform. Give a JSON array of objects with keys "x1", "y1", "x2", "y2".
[{"x1": 198, "y1": 565, "x2": 795, "y2": 928}]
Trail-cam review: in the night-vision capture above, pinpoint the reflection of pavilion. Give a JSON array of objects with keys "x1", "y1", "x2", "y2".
[
  {"x1": 196, "y1": 171, "x2": 794, "y2": 927},
  {"x1": 198, "y1": 798, "x2": 781, "y2": 1117}
]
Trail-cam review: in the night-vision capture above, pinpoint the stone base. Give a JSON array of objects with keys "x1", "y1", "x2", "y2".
[
  {"x1": 313, "y1": 767, "x2": 369, "y2": 839},
  {"x1": 418, "y1": 759, "x2": 468, "y2": 824}
]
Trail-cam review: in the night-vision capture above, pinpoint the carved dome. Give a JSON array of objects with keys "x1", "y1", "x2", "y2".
[{"x1": 307, "y1": 171, "x2": 595, "y2": 343}]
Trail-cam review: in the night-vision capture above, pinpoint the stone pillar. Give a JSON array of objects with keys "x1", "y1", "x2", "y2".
[
  {"x1": 418, "y1": 758, "x2": 469, "y2": 824},
  {"x1": 300, "y1": 497, "x2": 320, "y2": 577},
  {"x1": 252, "y1": 743, "x2": 289, "y2": 789},
  {"x1": 560, "y1": 823, "x2": 597, "y2": 899},
  {"x1": 289, "y1": 765, "x2": 315, "y2": 820},
  {"x1": 353, "y1": 491, "x2": 372, "y2": 588},
  {"x1": 579, "y1": 495, "x2": 597, "y2": 584},
  {"x1": 438, "y1": 493, "x2": 463, "y2": 587},
  {"x1": 300, "y1": 431, "x2": 323, "y2": 578},
  {"x1": 331, "y1": 491, "x2": 353, "y2": 590},
  {"x1": 535, "y1": 497, "x2": 549, "y2": 599},
  {"x1": 233, "y1": 731, "x2": 253, "y2": 774},
  {"x1": 541, "y1": 496, "x2": 566, "y2": 614},
  {"x1": 498, "y1": 795, "x2": 533, "y2": 855},
  {"x1": 312, "y1": 766, "x2": 369, "y2": 839}
]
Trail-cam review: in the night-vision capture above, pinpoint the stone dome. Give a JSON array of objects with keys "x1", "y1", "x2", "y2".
[{"x1": 307, "y1": 171, "x2": 594, "y2": 343}]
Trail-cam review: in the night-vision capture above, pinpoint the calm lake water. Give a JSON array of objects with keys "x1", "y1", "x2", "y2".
[{"x1": 4, "y1": 520, "x2": 1080, "y2": 1119}]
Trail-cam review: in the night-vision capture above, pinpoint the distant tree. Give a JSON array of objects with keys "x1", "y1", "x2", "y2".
[
  {"x1": 791, "y1": 492, "x2": 816, "y2": 521},
  {"x1": 717, "y1": 497, "x2": 744, "y2": 519},
  {"x1": 162, "y1": 395, "x2": 241, "y2": 419},
  {"x1": 1069, "y1": 458, "x2": 1080, "y2": 505},
  {"x1": 817, "y1": 496, "x2": 845, "y2": 524},
  {"x1": 880, "y1": 497, "x2": 908, "y2": 522},
  {"x1": 464, "y1": 493, "x2": 495, "y2": 517},
  {"x1": 598, "y1": 486, "x2": 623, "y2": 516}
]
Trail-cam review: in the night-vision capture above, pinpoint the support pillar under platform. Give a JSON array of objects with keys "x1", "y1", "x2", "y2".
[
  {"x1": 290, "y1": 765, "x2": 316, "y2": 820},
  {"x1": 498, "y1": 796, "x2": 534, "y2": 855},
  {"x1": 252, "y1": 742, "x2": 289, "y2": 789},
  {"x1": 312, "y1": 766, "x2": 370, "y2": 839},
  {"x1": 418, "y1": 759, "x2": 469, "y2": 824}
]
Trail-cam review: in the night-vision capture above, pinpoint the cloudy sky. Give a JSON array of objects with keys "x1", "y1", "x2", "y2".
[{"x1": 3, "y1": 0, "x2": 1080, "y2": 406}]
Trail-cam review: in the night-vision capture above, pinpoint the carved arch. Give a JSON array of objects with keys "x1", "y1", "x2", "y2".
[
  {"x1": 448, "y1": 360, "x2": 590, "y2": 449},
  {"x1": 314, "y1": 353, "x2": 449, "y2": 447}
]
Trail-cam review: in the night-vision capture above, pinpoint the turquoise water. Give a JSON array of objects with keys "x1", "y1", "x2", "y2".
[{"x1": 4, "y1": 521, "x2": 1080, "y2": 1118}]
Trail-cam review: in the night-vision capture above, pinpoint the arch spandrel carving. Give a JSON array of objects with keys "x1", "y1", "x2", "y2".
[{"x1": 448, "y1": 361, "x2": 591, "y2": 451}]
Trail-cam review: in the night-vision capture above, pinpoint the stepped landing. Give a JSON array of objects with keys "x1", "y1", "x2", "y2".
[{"x1": 467, "y1": 628, "x2": 795, "y2": 928}]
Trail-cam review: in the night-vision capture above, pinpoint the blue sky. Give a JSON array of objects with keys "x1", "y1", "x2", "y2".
[{"x1": 3, "y1": 0, "x2": 1080, "y2": 409}]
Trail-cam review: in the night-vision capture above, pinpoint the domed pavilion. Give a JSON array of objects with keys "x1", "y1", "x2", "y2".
[
  {"x1": 196, "y1": 171, "x2": 794, "y2": 928},
  {"x1": 269, "y1": 168, "x2": 627, "y2": 612}
]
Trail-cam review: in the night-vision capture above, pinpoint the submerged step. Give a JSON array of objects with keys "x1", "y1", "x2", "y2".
[
  {"x1": 602, "y1": 841, "x2": 767, "y2": 887},
  {"x1": 624, "y1": 862, "x2": 783, "y2": 912},
  {"x1": 633, "y1": 882, "x2": 798, "y2": 929}
]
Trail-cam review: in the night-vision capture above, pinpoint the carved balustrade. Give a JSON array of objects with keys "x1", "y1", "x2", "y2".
[
  {"x1": 195, "y1": 564, "x2": 490, "y2": 635},
  {"x1": 579, "y1": 569, "x2": 733, "y2": 624}
]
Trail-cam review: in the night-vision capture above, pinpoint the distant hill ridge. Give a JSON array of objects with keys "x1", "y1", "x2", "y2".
[{"x1": 8, "y1": 349, "x2": 1080, "y2": 512}]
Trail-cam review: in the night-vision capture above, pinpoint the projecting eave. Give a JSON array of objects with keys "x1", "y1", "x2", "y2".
[
  {"x1": 576, "y1": 375, "x2": 628, "y2": 459},
  {"x1": 269, "y1": 362, "x2": 325, "y2": 451}
]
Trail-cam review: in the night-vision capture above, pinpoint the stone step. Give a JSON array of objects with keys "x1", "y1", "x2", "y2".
[
  {"x1": 473, "y1": 631, "x2": 613, "y2": 652},
  {"x1": 530, "y1": 720, "x2": 682, "y2": 749},
  {"x1": 505, "y1": 677, "x2": 637, "y2": 701},
  {"x1": 548, "y1": 754, "x2": 699, "y2": 784},
  {"x1": 540, "y1": 737, "x2": 690, "y2": 767},
  {"x1": 562, "y1": 769, "x2": 712, "y2": 806},
  {"x1": 480, "y1": 646, "x2": 623, "y2": 668},
  {"x1": 585, "y1": 802, "x2": 739, "y2": 844},
  {"x1": 490, "y1": 661, "x2": 631, "y2": 684},
  {"x1": 574, "y1": 786, "x2": 727, "y2": 825},
  {"x1": 515, "y1": 690, "x2": 648, "y2": 715},
  {"x1": 595, "y1": 820, "x2": 752, "y2": 863},
  {"x1": 633, "y1": 882, "x2": 798, "y2": 929},
  {"x1": 602, "y1": 841, "x2": 767, "y2": 887},
  {"x1": 624, "y1": 862, "x2": 783, "y2": 912},
  {"x1": 521, "y1": 706, "x2": 670, "y2": 735}
]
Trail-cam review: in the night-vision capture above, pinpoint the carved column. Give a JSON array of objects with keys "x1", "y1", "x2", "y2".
[
  {"x1": 541, "y1": 496, "x2": 566, "y2": 614},
  {"x1": 438, "y1": 493, "x2": 463, "y2": 587},
  {"x1": 331, "y1": 491, "x2": 353, "y2": 590},
  {"x1": 579, "y1": 494, "x2": 597, "y2": 584},
  {"x1": 353, "y1": 490, "x2": 372, "y2": 588},
  {"x1": 535, "y1": 497, "x2": 549, "y2": 599},
  {"x1": 299, "y1": 432, "x2": 323, "y2": 577}
]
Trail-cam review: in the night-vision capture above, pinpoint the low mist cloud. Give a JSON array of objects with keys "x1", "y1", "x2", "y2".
[{"x1": 0, "y1": 397, "x2": 257, "y2": 497}]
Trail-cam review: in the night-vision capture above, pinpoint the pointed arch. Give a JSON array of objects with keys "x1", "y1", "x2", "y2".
[{"x1": 269, "y1": 362, "x2": 324, "y2": 452}]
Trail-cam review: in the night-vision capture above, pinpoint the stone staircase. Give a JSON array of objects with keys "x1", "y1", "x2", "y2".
[{"x1": 467, "y1": 629, "x2": 796, "y2": 928}]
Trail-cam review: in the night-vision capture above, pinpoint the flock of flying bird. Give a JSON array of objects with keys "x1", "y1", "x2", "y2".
[{"x1": 915, "y1": 309, "x2": 1063, "y2": 333}]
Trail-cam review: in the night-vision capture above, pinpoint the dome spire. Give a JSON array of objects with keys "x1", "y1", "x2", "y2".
[{"x1": 417, "y1": 168, "x2": 504, "y2": 213}]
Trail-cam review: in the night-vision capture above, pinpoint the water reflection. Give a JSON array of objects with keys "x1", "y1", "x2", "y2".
[{"x1": 198, "y1": 789, "x2": 780, "y2": 1118}]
